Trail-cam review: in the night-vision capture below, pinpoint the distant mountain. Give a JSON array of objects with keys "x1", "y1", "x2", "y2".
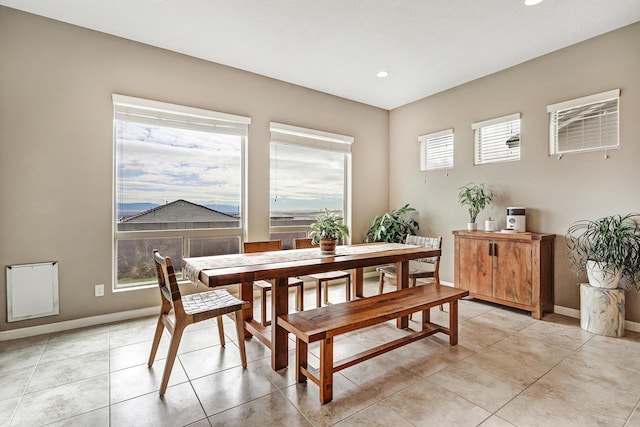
[{"x1": 117, "y1": 202, "x2": 240, "y2": 218}]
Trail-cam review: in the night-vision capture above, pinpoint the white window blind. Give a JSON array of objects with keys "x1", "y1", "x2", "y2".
[
  {"x1": 113, "y1": 94, "x2": 251, "y2": 136},
  {"x1": 270, "y1": 122, "x2": 353, "y2": 153},
  {"x1": 547, "y1": 89, "x2": 619, "y2": 157},
  {"x1": 472, "y1": 113, "x2": 521, "y2": 165},
  {"x1": 418, "y1": 129, "x2": 454, "y2": 171}
]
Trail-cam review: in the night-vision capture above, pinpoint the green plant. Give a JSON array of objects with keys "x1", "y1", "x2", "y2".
[
  {"x1": 457, "y1": 183, "x2": 493, "y2": 223},
  {"x1": 363, "y1": 204, "x2": 419, "y2": 243},
  {"x1": 309, "y1": 208, "x2": 350, "y2": 244},
  {"x1": 565, "y1": 213, "x2": 640, "y2": 290}
]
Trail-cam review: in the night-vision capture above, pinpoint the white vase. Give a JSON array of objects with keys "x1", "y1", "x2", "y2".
[
  {"x1": 586, "y1": 260, "x2": 622, "y2": 289},
  {"x1": 467, "y1": 222, "x2": 477, "y2": 231}
]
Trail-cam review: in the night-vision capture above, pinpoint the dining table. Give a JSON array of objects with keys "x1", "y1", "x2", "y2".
[{"x1": 183, "y1": 242, "x2": 439, "y2": 371}]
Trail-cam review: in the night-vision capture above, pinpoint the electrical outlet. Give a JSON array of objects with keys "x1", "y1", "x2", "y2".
[{"x1": 95, "y1": 284, "x2": 104, "y2": 297}]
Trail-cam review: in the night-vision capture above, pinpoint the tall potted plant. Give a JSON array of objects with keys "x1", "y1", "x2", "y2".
[
  {"x1": 565, "y1": 213, "x2": 640, "y2": 290},
  {"x1": 309, "y1": 208, "x2": 350, "y2": 255},
  {"x1": 458, "y1": 183, "x2": 493, "y2": 231},
  {"x1": 363, "y1": 203, "x2": 419, "y2": 243}
]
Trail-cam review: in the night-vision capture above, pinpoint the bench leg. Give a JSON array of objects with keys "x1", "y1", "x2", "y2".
[
  {"x1": 296, "y1": 338, "x2": 308, "y2": 383},
  {"x1": 449, "y1": 299, "x2": 459, "y2": 346},
  {"x1": 422, "y1": 307, "x2": 430, "y2": 328},
  {"x1": 319, "y1": 337, "x2": 334, "y2": 404}
]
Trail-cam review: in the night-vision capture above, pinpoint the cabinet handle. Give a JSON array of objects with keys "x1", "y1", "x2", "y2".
[{"x1": 488, "y1": 242, "x2": 497, "y2": 257}]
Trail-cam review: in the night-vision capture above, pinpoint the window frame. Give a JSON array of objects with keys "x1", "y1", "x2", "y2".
[
  {"x1": 472, "y1": 113, "x2": 521, "y2": 165},
  {"x1": 547, "y1": 89, "x2": 620, "y2": 157},
  {"x1": 112, "y1": 94, "x2": 250, "y2": 291},
  {"x1": 418, "y1": 128, "x2": 454, "y2": 172},
  {"x1": 269, "y1": 122, "x2": 353, "y2": 246}
]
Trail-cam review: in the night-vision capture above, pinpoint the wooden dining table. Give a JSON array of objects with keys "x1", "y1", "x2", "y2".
[{"x1": 183, "y1": 242, "x2": 438, "y2": 371}]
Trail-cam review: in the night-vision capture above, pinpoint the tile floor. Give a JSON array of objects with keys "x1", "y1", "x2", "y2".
[{"x1": 2, "y1": 279, "x2": 640, "y2": 427}]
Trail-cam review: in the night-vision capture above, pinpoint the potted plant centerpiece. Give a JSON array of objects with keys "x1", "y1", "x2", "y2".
[
  {"x1": 309, "y1": 208, "x2": 350, "y2": 255},
  {"x1": 458, "y1": 183, "x2": 493, "y2": 231},
  {"x1": 565, "y1": 213, "x2": 640, "y2": 290},
  {"x1": 363, "y1": 203, "x2": 419, "y2": 243}
]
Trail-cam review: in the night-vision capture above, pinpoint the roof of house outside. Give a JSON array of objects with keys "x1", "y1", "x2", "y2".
[{"x1": 120, "y1": 199, "x2": 238, "y2": 223}]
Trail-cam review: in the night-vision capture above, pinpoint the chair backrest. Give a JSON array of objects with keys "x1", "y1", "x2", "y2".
[
  {"x1": 153, "y1": 249, "x2": 185, "y2": 315},
  {"x1": 405, "y1": 235, "x2": 442, "y2": 265},
  {"x1": 244, "y1": 240, "x2": 283, "y2": 254},
  {"x1": 293, "y1": 238, "x2": 314, "y2": 249}
]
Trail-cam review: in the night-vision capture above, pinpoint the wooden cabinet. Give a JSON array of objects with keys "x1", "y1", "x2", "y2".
[{"x1": 453, "y1": 230, "x2": 555, "y2": 319}]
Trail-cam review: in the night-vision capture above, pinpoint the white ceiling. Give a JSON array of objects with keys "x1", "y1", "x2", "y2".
[{"x1": 2, "y1": 0, "x2": 640, "y2": 110}]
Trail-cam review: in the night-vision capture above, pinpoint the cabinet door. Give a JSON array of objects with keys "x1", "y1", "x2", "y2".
[
  {"x1": 458, "y1": 237, "x2": 492, "y2": 297},
  {"x1": 492, "y1": 240, "x2": 532, "y2": 305}
]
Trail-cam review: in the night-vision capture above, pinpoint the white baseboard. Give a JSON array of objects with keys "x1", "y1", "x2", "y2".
[
  {"x1": 553, "y1": 304, "x2": 640, "y2": 333},
  {"x1": 0, "y1": 307, "x2": 158, "y2": 341}
]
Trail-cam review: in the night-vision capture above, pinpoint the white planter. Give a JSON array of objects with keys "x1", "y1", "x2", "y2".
[
  {"x1": 586, "y1": 260, "x2": 622, "y2": 289},
  {"x1": 467, "y1": 222, "x2": 477, "y2": 231}
]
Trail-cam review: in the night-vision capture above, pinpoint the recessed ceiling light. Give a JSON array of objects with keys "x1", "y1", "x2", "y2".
[
  {"x1": 524, "y1": 0, "x2": 543, "y2": 5},
  {"x1": 376, "y1": 70, "x2": 389, "y2": 78}
]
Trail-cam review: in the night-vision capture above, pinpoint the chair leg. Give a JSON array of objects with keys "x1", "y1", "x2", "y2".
[
  {"x1": 345, "y1": 276, "x2": 351, "y2": 301},
  {"x1": 262, "y1": 287, "x2": 270, "y2": 327},
  {"x1": 159, "y1": 324, "x2": 185, "y2": 396},
  {"x1": 296, "y1": 284, "x2": 304, "y2": 312},
  {"x1": 148, "y1": 313, "x2": 166, "y2": 367},
  {"x1": 233, "y1": 310, "x2": 247, "y2": 368},
  {"x1": 378, "y1": 272, "x2": 385, "y2": 294},
  {"x1": 217, "y1": 315, "x2": 225, "y2": 347},
  {"x1": 315, "y1": 279, "x2": 322, "y2": 308},
  {"x1": 323, "y1": 279, "x2": 329, "y2": 305}
]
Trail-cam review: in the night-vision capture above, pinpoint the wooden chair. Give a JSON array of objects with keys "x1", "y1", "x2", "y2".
[
  {"x1": 377, "y1": 235, "x2": 443, "y2": 313},
  {"x1": 149, "y1": 250, "x2": 248, "y2": 397},
  {"x1": 293, "y1": 237, "x2": 351, "y2": 307},
  {"x1": 243, "y1": 240, "x2": 304, "y2": 326}
]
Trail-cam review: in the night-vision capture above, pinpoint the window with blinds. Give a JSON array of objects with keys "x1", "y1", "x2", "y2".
[
  {"x1": 112, "y1": 94, "x2": 250, "y2": 290},
  {"x1": 547, "y1": 89, "x2": 619, "y2": 157},
  {"x1": 269, "y1": 122, "x2": 353, "y2": 244},
  {"x1": 472, "y1": 113, "x2": 521, "y2": 165},
  {"x1": 418, "y1": 129, "x2": 454, "y2": 171}
]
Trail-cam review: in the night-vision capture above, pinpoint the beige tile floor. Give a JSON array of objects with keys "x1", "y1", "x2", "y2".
[{"x1": 2, "y1": 278, "x2": 640, "y2": 427}]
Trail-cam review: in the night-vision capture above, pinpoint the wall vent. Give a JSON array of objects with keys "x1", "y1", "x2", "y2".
[{"x1": 6, "y1": 262, "x2": 59, "y2": 322}]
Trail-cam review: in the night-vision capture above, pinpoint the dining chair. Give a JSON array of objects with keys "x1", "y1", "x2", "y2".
[
  {"x1": 149, "y1": 250, "x2": 248, "y2": 397},
  {"x1": 377, "y1": 235, "x2": 443, "y2": 313},
  {"x1": 243, "y1": 240, "x2": 304, "y2": 326},
  {"x1": 293, "y1": 237, "x2": 351, "y2": 307}
]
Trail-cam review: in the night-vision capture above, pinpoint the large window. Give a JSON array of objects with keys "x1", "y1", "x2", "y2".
[
  {"x1": 547, "y1": 89, "x2": 619, "y2": 157},
  {"x1": 269, "y1": 122, "x2": 353, "y2": 248},
  {"x1": 472, "y1": 113, "x2": 521, "y2": 165},
  {"x1": 113, "y1": 95, "x2": 250, "y2": 290}
]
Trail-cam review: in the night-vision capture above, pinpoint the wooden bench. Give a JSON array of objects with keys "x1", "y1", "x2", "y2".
[{"x1": 277, "y1": 284, "x2": 469, "y2": 404}]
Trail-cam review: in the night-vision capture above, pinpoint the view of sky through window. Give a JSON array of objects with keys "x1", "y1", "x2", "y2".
[{"x1": 115, "y1": 120, "x2": 242, "y2": 218}]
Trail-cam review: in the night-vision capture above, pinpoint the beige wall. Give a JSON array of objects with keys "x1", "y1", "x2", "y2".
[
  {"x1": 0, "y1": 7, "x2": 389, "y2": 332},
  {"x1": 389, "y1": 22, "x2": 640, "y2": 321}
]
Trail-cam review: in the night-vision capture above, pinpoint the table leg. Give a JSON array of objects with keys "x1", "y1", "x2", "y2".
[
  {"x1": 449, "y1": 299, "x2": 459, "y2": 346},
  {"x1": 271, "y1": 277, "x2": 289, "y2": 370},
  {"x1": 353, "y1": 268, "x2": 364, "y2": 298},
  {"x1": 240, "y1": 281, "x2": 253, "y2": 339},
  {"x1": 396, "y1": 260, "x2": 409, "y2": 329}
]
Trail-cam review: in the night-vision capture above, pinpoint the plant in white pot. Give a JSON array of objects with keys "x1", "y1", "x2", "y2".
[
  {"x1": 457, "y1": 183, "x2": 493, "y2": 231},
  {"x1": 309, "y1": 208, "x2": 350, "y2": 255},
  {"x1": 565, "y1": 213, "x2": 640, "y2": 290}
]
